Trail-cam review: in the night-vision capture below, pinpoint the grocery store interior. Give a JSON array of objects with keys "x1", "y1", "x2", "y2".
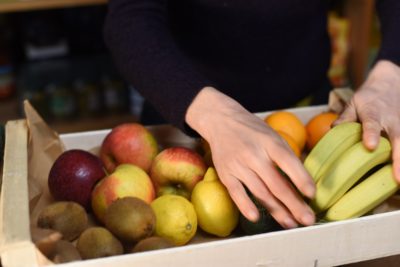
[
  {"x1": 0, "y1": 0, "x2": 379, "y2": 134},
  {"x1": 1, "y1": 1, "x2": 400, "y2": 267}
]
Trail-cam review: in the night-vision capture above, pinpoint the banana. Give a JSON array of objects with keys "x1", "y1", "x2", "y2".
[
  {"x1": 324, "y1": 164, "x2": 399, "y2": 221},
  {"x1": 311, "y1": 136, "x2": 392, "y2": 213},
  {"x1": 304, "y1": 122, "x2": 362, "y2": 183}
]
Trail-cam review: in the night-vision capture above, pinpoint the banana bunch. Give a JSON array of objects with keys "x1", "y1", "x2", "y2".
[{"x1": 304, "y1": 122, "x2": 400, "y2": 221}]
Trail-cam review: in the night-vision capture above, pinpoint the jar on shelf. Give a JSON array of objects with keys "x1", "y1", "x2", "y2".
[{"x1": 46, "y1": 83, "x2": 77, "y2": 120}]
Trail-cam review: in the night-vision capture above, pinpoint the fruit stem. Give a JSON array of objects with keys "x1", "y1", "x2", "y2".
[{"x1": 203, "y1": 167, "x2": 218, "y2": 182}]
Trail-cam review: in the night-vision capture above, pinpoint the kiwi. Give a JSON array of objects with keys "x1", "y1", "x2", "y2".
[
  {"x1": 104, "y1": 197, "x2": 156, "y2": 243},
  {"x1": 51, "y1": 240, "x2": 82, "y2": 263},
  {"x1": 37, "y1": 201, "x2": 88, "y2": 241},
  {"x1": 132, "y1": 236, "x2": 175, "y2": 253},
  {"x1": 76, "y1": 227, "x2": 123, "y2": 260}
]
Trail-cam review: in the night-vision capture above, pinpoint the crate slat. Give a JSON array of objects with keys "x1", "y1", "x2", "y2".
[{"x1": 0, "y1": 120, "x2": 38, "y2": 267}]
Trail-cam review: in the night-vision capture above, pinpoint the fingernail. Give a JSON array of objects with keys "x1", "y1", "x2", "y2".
[
  {"x1": 283, "y1": 218, "x2": 298, "y2": 229},
  {"x1": 363, "y1": 134, "x2": 377, "y2": 149},
  {"x1": 301, "y1": 212, "x2": 315, "y2": 226},
  {"x1": 248, "y1": 210, "x2": 259, "y2": 222}
]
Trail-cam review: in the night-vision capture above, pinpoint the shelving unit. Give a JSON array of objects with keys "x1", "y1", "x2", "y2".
[
  {"x1": 0, "y1": 0, "x2": 106, "y2": 13},
  {"x1": 344, "y1": 0, "x2": 375, "y2": 89}
]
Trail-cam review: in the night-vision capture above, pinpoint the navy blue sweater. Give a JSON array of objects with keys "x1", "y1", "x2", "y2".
[{"x1": 104, "y1": 0, "x2": 400, "y2": 132}]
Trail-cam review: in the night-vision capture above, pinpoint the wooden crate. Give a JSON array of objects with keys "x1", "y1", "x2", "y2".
[{"x1": 2, "y1": 105, "x2": 400, "y2": 267}]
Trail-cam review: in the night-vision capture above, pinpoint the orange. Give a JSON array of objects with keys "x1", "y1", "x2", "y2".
[
  {"x1": 276, "y1": 130, "x2": 301, "y2": 158},
  {"x1": 264, "y1": 111, "x2": 307, "y2": 152},
  {"x1": 306, "y1": 111, "x2": 339, "y2": 151}
]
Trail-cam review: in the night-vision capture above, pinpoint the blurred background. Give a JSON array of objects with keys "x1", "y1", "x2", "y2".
[{"x1": 0, "y1": 0, "x2": 379, "y2": 133}]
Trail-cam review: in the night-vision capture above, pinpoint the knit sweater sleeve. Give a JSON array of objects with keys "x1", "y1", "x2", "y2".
[
  {"x1": 103, "y1": 0, "x2": 213, "y2": 134},
  {"x1": 376, "y1": 0, "x2": 400, "y2": 65}
]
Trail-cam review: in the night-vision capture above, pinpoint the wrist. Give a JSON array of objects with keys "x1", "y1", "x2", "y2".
[
  {"x1": 185, "y1": 86, "x2": 246, "y2": 140},
  {"x1": 365, "y1": 60, "x2": 400, "y2": 88}
]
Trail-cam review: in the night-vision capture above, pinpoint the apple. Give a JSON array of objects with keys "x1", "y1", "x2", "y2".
[
  {"x1": 48, "y1": 149, "x2": 106, "y2": 210},
  {"x1": 91, "y1": 163, "x2": 155, "y2": 223},
  {"x1": 100, "y1": 123, "x2": 158, "y2": 173},
  {"x1": 150, "y1": 147, "x2": 207, "y2": 199}
]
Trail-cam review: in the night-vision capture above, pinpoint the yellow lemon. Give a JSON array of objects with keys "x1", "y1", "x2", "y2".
[
  {"x1": 151, "y1": 194, "x2": 197, "y2": 246},
  {"x1": 191, "y1": 167, "x2": 239, "y2": 237}
]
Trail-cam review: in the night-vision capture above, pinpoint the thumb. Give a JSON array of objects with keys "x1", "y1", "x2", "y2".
[{"x1": 332, "y1": 102, "x2": 358, "y2": 126}]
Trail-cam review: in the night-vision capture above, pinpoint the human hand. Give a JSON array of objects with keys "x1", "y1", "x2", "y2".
[
  {"x1": 334, "y1": 60, "x2": 400, "y2": 182},
  {"x1": 186, "y1": 87, "x2": 316, "y2": 229}
]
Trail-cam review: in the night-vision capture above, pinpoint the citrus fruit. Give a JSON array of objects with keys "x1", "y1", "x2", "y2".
[
  {"x1": 306, "y1": 111, "x2": 339, "y2": 151},
  {"x1": 276, "y1": 130, "x2": 301, "y2": 158},
  {"x1": 264, "y1": 111, "x2": 307, "y2": 152},
  {"x1": 151, "y1": 194, "x2": 197, "y2": 245},
  {"x1": 191, "y1": 167, "x2": 239, "y2": 237}
]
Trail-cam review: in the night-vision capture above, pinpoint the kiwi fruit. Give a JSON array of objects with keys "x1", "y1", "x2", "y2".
[
  {"x1": 37, "y1": 201, "x2": 88, "y2": 241},
  {"x1": 104, "y1": 197, "x2": 156, "y2": 243},
  {"x1": 76, "y1": 227, "x2": 123, "y2": 259},
  {"x1": 51, "y1": 240, "x2": 82, "y2": 263},
  {"x1": 132, "y1": 236, "x2": 174, "y2": 253}
]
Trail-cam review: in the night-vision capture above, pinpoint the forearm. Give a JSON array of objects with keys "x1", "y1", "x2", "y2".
[{"x1": 104, "y1": 0, "x2": 214, "y2": 132}]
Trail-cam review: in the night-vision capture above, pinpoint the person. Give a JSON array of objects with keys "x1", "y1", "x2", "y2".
[{"x1": 103, "y1": 0, "x2": 400, "y2": 229}]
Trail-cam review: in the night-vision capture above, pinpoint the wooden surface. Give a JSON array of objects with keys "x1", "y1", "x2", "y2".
[
  {"x1": 0, "y1": 0, "x2": 106, "y2": 13},
  {"x1": 1, "y1": 106, "x2": 400, "y2": 266},
  {"x1": 0, "y1": 120, "x2": 38, "y2": 267},
  {"x1": 345, "y1": 0, "x2": 375, "y2": 88}
]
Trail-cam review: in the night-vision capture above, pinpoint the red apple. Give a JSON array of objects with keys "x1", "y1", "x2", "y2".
[
  {"x1": 150, "y1": 147, "x2": 207, "y2": 199},
  {"x1": 91, "y1": 164, "x2": 155, "y2": 223},
  {"x1": 48, "y1": 149, "x2": 106, "y2": 210},
  {"x1": 100, "y1": 123, "x2": 159, "y2": 173}
]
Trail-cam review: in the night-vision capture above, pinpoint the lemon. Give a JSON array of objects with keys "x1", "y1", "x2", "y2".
[
  {"x1": 151, "y1": 195, "x2": 197, "y2": 246},
  {"x1": 191, "y1": 167, "x2": 239, "y2": 237}
]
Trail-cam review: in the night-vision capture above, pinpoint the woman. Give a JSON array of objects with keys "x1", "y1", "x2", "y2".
[{"x1": 104, "y1": 0, "x2": 400, "y2": 228}]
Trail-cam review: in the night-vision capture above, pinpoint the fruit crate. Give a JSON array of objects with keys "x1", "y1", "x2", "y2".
[{"x1": 2, "y1": 103, "x2": 400, "y2": 267}]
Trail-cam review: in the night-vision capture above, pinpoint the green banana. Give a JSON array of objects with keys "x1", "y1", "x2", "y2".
[
  {"x1": 324, "y1": 164, "x2": 399, "y2": 221},
  {"x1": 304, "y1": 122, "x2": 362, "y2": 183},
  {"x1": 311, "y1": 136, "x2": 392, "y2": 213}
]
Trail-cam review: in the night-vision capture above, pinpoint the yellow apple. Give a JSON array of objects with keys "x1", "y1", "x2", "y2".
[{"x1": 91, "y1": 164, "x2": 155, "y2": 223}]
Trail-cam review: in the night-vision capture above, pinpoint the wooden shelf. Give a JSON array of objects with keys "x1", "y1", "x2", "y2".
[
  {"x1": 0, "y1": 0, "x2": 107, "y2": 13},
  {"x1": 0, "y1": 96, "x2": 138, "y2": 134}
]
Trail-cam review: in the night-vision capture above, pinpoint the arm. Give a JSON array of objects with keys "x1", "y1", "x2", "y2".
[
  {"x1": 105, "y1": 0, "x2": 316, "y2": 228},
  {"x1": 104, "y1": 0, "x2": 214, "y2": 132},
  {"x1": 335, "y1": 0, "x2": 400, "y2": 181}
]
